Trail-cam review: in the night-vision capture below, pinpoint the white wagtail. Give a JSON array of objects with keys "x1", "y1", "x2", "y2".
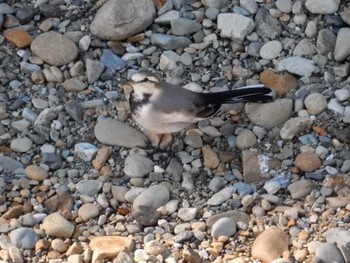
[{"x1": 127, "y1": 71, "x2": 274, "y2": 135}]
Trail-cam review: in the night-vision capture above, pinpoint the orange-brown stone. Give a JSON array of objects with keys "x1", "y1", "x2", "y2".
[
  {"x1": 260, "y1": 70, "x2": 299, "y2": 96},
  {"x1": 5, "y1": 29, "x2": 33, "y2": 48}
]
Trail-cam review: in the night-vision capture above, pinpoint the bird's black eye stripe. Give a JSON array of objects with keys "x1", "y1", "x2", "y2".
[{"x1": 142, "y1": 93, "x2": 152, "y2": 103}]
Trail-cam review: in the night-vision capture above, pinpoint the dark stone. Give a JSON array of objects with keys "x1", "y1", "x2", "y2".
[
  {"x1": 255, "y1": 9, "x2": 282, "y2": 39},
  {"x1": 39, "y1": 4, "x2": 61, "y2": 18},
  {"x1": 133, "y1": 205, "x2": 160, "y2": 226},
  {"x1": 334, "y1": 126, "x2": 350, "y2": 143},
  {"x1": 16, "y1": 7, "x2": 36, "y2": 24},
  {"x1": 42, "y1": 152, "x2": 62, "y2": 170},
  {"x1": 65, "y1": 100, "x2": 83, "y2": 122}
]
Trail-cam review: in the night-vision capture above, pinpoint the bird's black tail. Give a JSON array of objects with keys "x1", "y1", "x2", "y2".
[{"x1": 204, "y1": 84, "x2": 275, "y2": 104}]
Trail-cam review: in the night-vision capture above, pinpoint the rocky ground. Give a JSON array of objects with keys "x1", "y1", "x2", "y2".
[{"x1": 0, "y1": 0, "x2": 350, "y2": 262}]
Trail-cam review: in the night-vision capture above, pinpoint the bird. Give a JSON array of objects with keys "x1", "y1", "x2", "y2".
[{"x1": 126, "y1": 71, "x2": 275, "y2": 135}]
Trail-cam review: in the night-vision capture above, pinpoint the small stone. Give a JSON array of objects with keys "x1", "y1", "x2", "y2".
[
  {"x1": 133, "y1": 185, "x2": 169, "y2": 209},
  {"x1": 252, "y1": 228, "x2": 289, "y2": 263},
  {"x1": 255, "y1": 9, "x2": 282, "y2": 39},
  {"x1": 178, "y1": 208, "x2": 197, "y2": 221},
  {"x1": 293, "y1": 38, "x2": 316, "y2": 56},
  {"x1": 89, "y1": 236, "x2": 134, "y2": 263},
  {"x1": 76, "y1": 180, "x2": 103, "y2": 196},
  {"x1": 31, "y1": 31, "x2": 78, "y2": 66},
  {"x1": 150, "y1": 34, "x2": 191, "y2": 50},
  {"x1": 9, "y1": 228, "x2": 39, "y2": 250},
  {"x1": 42, "y1": 213, "x2": 75, "y2": 238},
  {"x1": 133, "y1": 205, "x2": 160, "y2": 226},
  {"x1": 327, "y1": 98, "x2": 345, "y2": 115},
  {"x1": 305, "y1": 0, "x2": 340, "y2": 14},
  {"x1": 316, "y1": 29, "x2": 336, "y2": 55},
  {"x1": 74, "y1": 143, "x2": 97, "y2": 162},
  {"x1": 295, "y1": 152, "x2": 321, "y2": 172},
  {"x1": 277, "y1": 57, "x2": 317, "y2": 77},
  {"x1": 260, "y1": 41, "x2": 282, "y2": 60},
  {"x1": 95, "y1": 119, "x2": 148, "y2": 148},
  {"x1": 63, "y1": 78, "x2": 87, "y2": 92},
  {"x1": 304, "y1": 93, "x2": 327, "y2": 115},
  {"x1": 202, "y1": 145, "x2": 220, "y2": 169},
  {"x1": 124, "y1": 154, "x2": 154, "y2": 178},
  {"x1": 100, "y1": 49, "x2": 125, "y2": 71},
  {"x1": 51, "y1": 239, "x2": 68, "y2": 253},
  {"x1": 280, "y1": 117, "x2": 313, "y2": 140},
  {"x1": 10, "y1": 137, "x2": 33, "y2": 153},
  {"x1": 288, "y1": 179, "x2": 313, "y2": 199},
  {"x1": 276, "y1": 0, "x2": 292, "y2": 13},
  {"x1": 334, "y1": 28, "x2": 350, "y2": 61},
  {"x1": 92, "y1": 147, "x2": 111, "y2": 170},
  {"x1": 78, "y1": 203, "x2": 99, "y2": 221},
  {"x1": 236, "y1": 129, "x2": 257, "y2": 149},
  {"x1": 170, "y1": 18, "x2": 202, "y2": 36},
  {"x1": 86, "y1": 58, "x2": 105, "y2": 84},
  {"x1": 208, "y1": 177, "x2": 225, "y2": 192},
  {"x1": 260, "y1": 70, "x2": 299, "y2": 96},
  {"x1": 207, "y1": 186, "x2": 235, "y2": 206},
  {"x1": 25, "y1": 165, "x2": 48, "y2": 181},
  {"x1": 217, "y1": 13, "x2": 255, "y2": 42},
  {"x1": 211, "y1": 217, "x2": 237, "y2": 238},
  {"x1": 5, "y1": 29, "x2": 33, "y2": 48},
  {"x1": 315, "y1": 243, "x2": 345, "y2": 263}
]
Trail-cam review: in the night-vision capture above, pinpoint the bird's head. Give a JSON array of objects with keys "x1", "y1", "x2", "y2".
[{"x1": 127, "y1": 71, "x2": 162, "y2": 99}]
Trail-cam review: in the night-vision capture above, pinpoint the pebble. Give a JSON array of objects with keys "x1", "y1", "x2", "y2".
[
  {"x1": 74, "y1": 143, "x2": 98, "y2": 162},
  {"x1": 85, "y1": 58, "x2": 105, "y2": 84},
  {"x1": 260, "y1": 40, "x2": 282, "y2": 60},
  {"x1": 207, "y1": 186, "x2": 235, "y2": 206},
  {"x1": 240, "y1": 0, "x2": 258, "y2": 14},
  {"x1": 170, "y1": 18, "x2": 202, "y2": 36},
  {"x1": 10, "y1": 137, "x2": 33, "y2": 153},
  {"x1": 90, "y1": 0, "x2": 155, "y2": 41},
  {"x1": 202, "y1": 145, "x2": 220, "y2": 169},
  {"x1": 246, "y1": 99, "x2": 293, "y2": 129},
  {"x1": 304, "y1": 93, "x2": 327, "y2": 115},
  {"x1": 42, "y1": 213, "x2": 75, "y2": 238},
  {"x1": 275, "y1": 0, "x2": 292, "y2": 13},
  {"x1": 133, "y1": 205, "x2": 160, "y2": 226},
  {"x1": 334, "y1": 28, "x2": 350, "y2": 61},
  {"x1": 9, "y1": 228, "x2": 39, "y2": 250},
  {"x1": 31, "y1": 31, "x2": 78, "y2": 66},
  {"x1": 76, "y1": 180, "x2": 103, "y2": 196},
  {"x1": 335, "y1": 88, "x2": 350, "y2": 102},
  {"x1": 63, "y1": 78, "x2": 87, "y2": 92},
  {"x1": 178, "y1": 208, "x2": 197, "y2": 221},
  {"x1": 255, "y1": 9, "x2": 282, "y2": 39},
  {"x1": 208, "y1": 177, "x2": 225, "y2": 192},
  {"x1": 327, "y1": 98, "x2": 345, "y2": 115},
  {"x1": 100, "y1": 49, "x2": 126, "y2": 71},
  {"x1": 211, "y1": 217, "x2": 237, "y2": 238},
  {"x1": 25, "y1": 165, "x2": 48, "y2": 181},
  {"x1": 288, "y1": 179, "x2": 313, "y2": 199},
  {"x1": 133, "y1": 185, "x2": 170, "y2": 209},
  {"x1": 78, "y1": 203, "x2": 100, "y2": 221},
  {"x1": 277, "y1": 57, "x2": 317, "y2": 77},
  {"x1": 316, "y1": 29, "x2": 336, "y2": 55},
  {"x1": 260, "y1": 70, "x2": 298, "y2": 96},
  {"x1": 124, "y1": 154, "x2": 154, "y2": 178},
  {"x1": 89, "y1": 236, "x2": 134, "y2": 263},
  {"x1": 95, "y1": 119, "x2": 147, "y2": 148},
  {"x1": 280, "y1": 117, "x2": 313, "y2": 140},
  {"x1": 305, "y1": 0, "x2": 341, "y2": 14},
  {"x1": 315, "y1": 243, "x2": 345, "y2": 263},
  {"x1": 217, "y1": 13, "x2": 255, "y2": 42},
  {"x1": 252, "y1": 228, "x2": 289, "y2": 263},
  {"x1": 151, "y1": 33, "x2": 191, "y2": 50},
  {"x1": 5, "y1": 29, "x2": 33, "y2": 48},
  {"x1": 236, "y1": 129, "x2": 257, "y2": 149}
]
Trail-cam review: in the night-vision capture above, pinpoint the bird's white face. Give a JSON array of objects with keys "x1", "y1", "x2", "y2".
[{"x1": 129, "y1": 72, "x2": 162, "y2": 100}]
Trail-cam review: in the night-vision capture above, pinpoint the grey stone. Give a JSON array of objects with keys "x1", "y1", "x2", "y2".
[
  {"x1": 293, "y1": 39, "x2": 316, "y2": 56},
  {"x1": 275, "y1": 0, "x2": 292, "y2": 13},
  {"x1": 165, "y1": 158, "x2": 183, "y2": 182},
  {"x1": 90, "y1": 0, "x2": 155, "y2": 41},
  {"x1": 133, "y1": 185, "x2": 170, "y2": 209},
  {"x1": 100, "y1": 49, "x2": 126, "y2": 71},
  {"x1": 334, "y1": 28, "x2": 350, "y2": 62},
  {"x1": 201, "y1": 0, "x2": 226, "y2": 9},
  {"x1": 170, "y1": 18, "x2": 201, "y2": 36},
  {"x1": 74, "y1": 143, "x2": 97, "y2": 161},
  {"x1": 245, "y1": 99, "x2": 293, "y2": 129},
  {"x1": 124, "y1": 154, "x2": 154, "y2": 178},
  {"x1": 207, "y1": 186, "x2": 235, "y2": 206},
  {"x1": 62, "y1": 78, "x2": 87, "y2": 92},
  {"x1": 304, "y1": 93, "x2": 327, "y2": 115},
  {"x1": 31, "y1": 32, "x2": 78, "y2": 66},
  {"x1": 305, "y1": 0, "x2": 340, "y2": 14},
  {"x1": 255, "y1": 9, "x2": 282, "y2": 39},
  {"x1": 155, "y1": 10, "x2": 180, "y2": 25},
  {"x1": 236, "y1": 129, "x2": 257, "y2": 149},
  {"x1": 260, "y1": 40, "x2": 282, "y2": 60},
  {"x1": 86, "y1": 58, "x2": 105, "y2": 84},
  {"x1": 10, "y1": 137, "x2": 33, "y2": 153},
  {"x1": 280, "y1": 117, "x2": 313, "y2": 140},
  {"x1": 208, "y1": 177, "x2": 225, "y2": 192},
  {"x1": 9, "y1": 228, "x2": 39, "y2": 249},
  {"x1": 277, "y1": 57, "x2": 317, "y2": 77},
  {"x1": 211, "y1": 217, "x2": 237, "y2": 238},
  {"x1": 151, "y1": 33, "x2": 191, "y2": 50},
  {"x1": 94, "y1": 119, "x2": 148, "y2": 148},
  {"x1": 178, "y1": 208, "x2": 197, "y2": 221},
  {"x1": 316, "y1": 29, "x2": 336, "y2": 55},
  {"x1": 240, "y1": 0, "x2": 258, "y2": 14},
  {"x1": 134, "y1": 205, "x2": 160, "y2": 226},
  {"x1": 217, "y1": 13, "x2": 255, "y2": 42},
  {"x1": 76, "y1": 180, "x2": 103, "y2": 196},
  {"x1": 65, "y1": 100, "x2": 83, "y2": 122},
  {"x1": 315, "y1": 243, "x2": 345, "y2": 263},
  {"x1": 287, "y1": 179, "x2": 312, "y2": 199}
]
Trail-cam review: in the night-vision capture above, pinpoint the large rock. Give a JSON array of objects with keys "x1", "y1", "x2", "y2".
[
  {"x1": 94, "y1": 119, "x2": 148, "y2": 148},
  {"x1": 334, "y1": 28, "x2": 350, "y2": 62},
  {"x1": 31, "y1": 31, "x2": 78, "y2": 66},
  {"x1": 90, "y1": 0, "x2": 155, "y2": 41}
]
